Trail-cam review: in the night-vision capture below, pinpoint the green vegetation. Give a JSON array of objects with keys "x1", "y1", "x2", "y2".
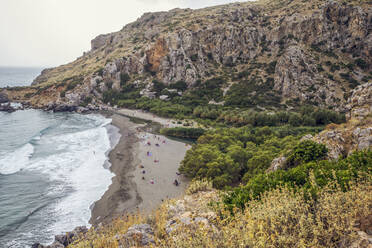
[
  {"x1": 285, "y1": 140, "x2": 328, "y2": 168},
  {"x1": 179, "y1": 126, "x2": 323, "y2": 189},
  {"x1": 120, "y1": 73, "x2": 130, "y2": 87},
  {"x1": 160, "y1": 127, "x2": 205, "y2": 139},
  {"x1": 354, "y1": 58, "x2": 367, "y2": 70},
  {"x1": 223, "y1": 150, "x2": 372, "y2": 210},
  {"x1": 66, "y1": 81, "x2": 80, "y2": 91}
]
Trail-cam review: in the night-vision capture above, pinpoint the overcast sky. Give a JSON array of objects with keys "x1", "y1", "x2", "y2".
[{"x1": 0, "y1": 0, "x2": 240, "y2": 68}]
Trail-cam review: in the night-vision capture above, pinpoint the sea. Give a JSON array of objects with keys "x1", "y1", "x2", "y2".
[{"x1": 0, "y1": 67, "x2": 118, "y2": 247}]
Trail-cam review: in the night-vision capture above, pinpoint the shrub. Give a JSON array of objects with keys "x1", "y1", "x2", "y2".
[
  {"x1": 288, "y1": 113, "x2": 302, "y2": 127},
  {"x1": 223, "y1": 150, "x2": 371, "y2": 211},
  {"x1": 186, "y1": 179, "x2": 213, "y2": 195},
  {"x1": 179, "y1": 126, "x2": 310, "y2": 189},
  {"x1": 106, "y1": 81, "x2": 114, "y2": 89},
  {"x1": 169, "y1": 81, "x2": 188, "y2": 91},
  {"x1": 265, "y1": 60, "x2": 277, "y2": 74},
  {"x1": 354, "y1": 58, "x2": 367, "y2": 70},
  {"x1": 286, "y1": 140, "x2": 328, "y2": 168},
  {"x1": 190, "y1": 54, "x2": 198, "y2": 62},
  {"x1": 120, "y1": 73, "x2": 130, "y2": 87},
  {"x1": 152, "y1": 80, "x2": 166, "y2": 94},
  {"x1": 96, "y1": 68, "x2": 104, "y2": 77},
  {"x1": 66, "y1": 81, "x2": 80, "y2": 91}
]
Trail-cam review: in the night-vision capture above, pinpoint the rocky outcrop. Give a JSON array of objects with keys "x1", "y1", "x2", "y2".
[
  {"x1": 274, "y1": 45, "x2": 343, "y2": 109},
  {"x1": 120, "y1": 224, "x2": 155, "y2": 246},
  {"x1": 32, "y1": 68, "x2": 54, "y2": 85},
  {"x1": 0, "y1": 91, "x2": 9, "y2": 103},
  {"x1": 32, "y1": 226, "x2": 88, "y2": 248},
  {"x1": 91, "y1": 34, "x2": 112, "y2": 51},
  {"x1": 24, "y1": 0, "x2": 370, "y2": 111},
  {"x1": 346, "y1": 82, "x2": 372, "y2": 120},
  {"x1": 313, "y1": 82, "x2": 372, "y2": 160},
  {"x1": 0, "y1": 103, "x2": 16, "y2": 113},
  {"x1": 266, "y1": 156, "x2": 287, "y2": 172}
]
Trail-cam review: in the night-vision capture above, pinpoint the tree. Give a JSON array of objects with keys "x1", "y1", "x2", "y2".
[
  {"x1": 286, "y1": 140, "x2": 328, "y2": 168},
  {"x1": 289, "y1": 113, "x2": 302, "y2": 126}
]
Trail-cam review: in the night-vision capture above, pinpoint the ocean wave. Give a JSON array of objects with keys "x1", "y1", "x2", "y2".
[
  {"x1": 0, "y1": 143, "x2": 34, "y2": 175},
  {"x1": 0, "y1": 112, "x2": 115, "y2": 247}
]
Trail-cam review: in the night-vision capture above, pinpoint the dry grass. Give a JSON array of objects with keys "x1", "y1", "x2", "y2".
[
  {"x1": 69, "y1": 180, "x2": 371, "y2": 248},
  {"x1": 185, "y1": 179, "x2": 213, "y2": 195}
]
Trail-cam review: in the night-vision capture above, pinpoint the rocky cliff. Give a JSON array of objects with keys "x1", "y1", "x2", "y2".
[
  {"x1": 5, "y1": 0, "x2": 372, "y2": 112},
  {"x1": 268, "y1": 81, "x2": 372, "y2": 171}
]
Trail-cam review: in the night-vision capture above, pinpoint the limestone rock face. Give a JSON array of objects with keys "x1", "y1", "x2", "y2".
[
  {"x1": 346, "y1": 82, "x2": 372, "y2": 120},
  {"x1": 275, "y1": 46, "x2": 326, "y2": 102},
  {"x1": 17, "y1": 0, "x2": 372, "y2": 111}
]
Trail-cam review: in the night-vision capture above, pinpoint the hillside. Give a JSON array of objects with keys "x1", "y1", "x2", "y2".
[
  {"x1": 15, "y1": 0, "x2": 372, "y2": 247},
  {"x1": 3, "y1": 0, "x2": 371, "y2": 114}
]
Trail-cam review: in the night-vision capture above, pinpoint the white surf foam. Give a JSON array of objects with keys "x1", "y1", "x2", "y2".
[
  {"x1": 0, "y1": 143, "x2": 34, "y2": 175},
  {"x1": 25, "y1": 114, "x2": 115, "y2": 235},
  {"x1": 0, "y1": 113, "x2": 117, "y2": 246}
]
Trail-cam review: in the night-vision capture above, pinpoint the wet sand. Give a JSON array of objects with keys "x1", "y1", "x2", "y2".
[{"x1": 90, "y1": 112, "x2": 189, "y2": 225}]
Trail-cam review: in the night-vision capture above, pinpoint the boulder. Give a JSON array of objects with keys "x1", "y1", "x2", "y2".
[
  {"x1": 159, "y1": 95, "x2": 169, "y2": 100},
  {"x1": 122, "y1": 224, "x2": 155, "y2": 246},
  {"x1": 0, "y1": 103, "x2": 16, "y2": 113},
  {"x1": 31, "y1": 243, "x2": 45, "y2": 248},
  {"x1": 0, "y1": 91, "x2": 9, "y2": 103},
  {"x1": 267, "y1": 156, "x2": 287, "y2": 172}
]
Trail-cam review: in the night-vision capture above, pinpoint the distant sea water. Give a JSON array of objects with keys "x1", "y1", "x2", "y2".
[
  {"x1": 0, "y1": 67, "x2": 43, "y2": 87},
  {"x1": 0, "y1": 67, "x2": 119, "y2": 247}
]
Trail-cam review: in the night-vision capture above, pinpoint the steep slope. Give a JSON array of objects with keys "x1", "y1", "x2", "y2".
[{"x1": 5, "y1": 0, "x2": 372, "y2": 112}]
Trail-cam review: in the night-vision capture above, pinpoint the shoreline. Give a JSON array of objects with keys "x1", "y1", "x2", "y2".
[{"x1": 90, "y1": 110, "x2": 190, "y2": 225}]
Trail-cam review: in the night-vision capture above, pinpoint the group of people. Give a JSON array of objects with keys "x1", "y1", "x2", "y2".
[{"x1": 139, "y1": 133, "x2": 181, "y2": 187}]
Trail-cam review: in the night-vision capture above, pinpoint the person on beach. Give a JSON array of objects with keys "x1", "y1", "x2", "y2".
[
  {"x1": 173, "y1": 179, "x2": 179, "y2": 186},
  {"x1": 150, "y1": 179, "x2": 154, "y2": 184},
  {"x1": 142, "y1": 170, "x2": 146, "y2": 174}
]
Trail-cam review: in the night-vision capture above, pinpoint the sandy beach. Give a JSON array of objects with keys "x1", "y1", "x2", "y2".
[{"x1": 90, "y1": 111, "x2": 189, "y2": 225}]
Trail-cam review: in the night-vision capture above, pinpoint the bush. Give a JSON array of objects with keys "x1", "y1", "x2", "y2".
[
  {"x1": 190, "y1": 54, "x2": 198, "y2": 62},
  {"x1": 152, "y1": 80, "x2": 166, "y2": 94},
  {"x1": 288, "y1": 113, "x2": 302, "y2": 127},
  {"x1": 66, "y1": 81, "x2": 80, "y2": 91},
  {"x1": 169, "y1": 81, "x2": 188, "y2": 91},
  {"x1": 223, "y1": 150, "x2": 371, "y2": 211},
  {"x1": 354, "y1": 58, "x2": 367, "y2": 70},
  {"x1": 186, "y1": 179, "x2": 213, "y2": 195},
  {"x1": 179, "y1": 126, "x2": 310, "y2": 189},
  {"x1": 120, "y1": 73, "x2": 130, "y2": 87},
  {"x1": 286, "y1": 140, "x2": 328, "y2": 168},
  {"x1": 265, "y1": 60, "x2": 277, "y2": 74}
]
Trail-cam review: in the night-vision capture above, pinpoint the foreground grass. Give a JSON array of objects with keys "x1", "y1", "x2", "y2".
[{"x1": 69, "y1": 179, "x2": 371, "y2": 248}]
